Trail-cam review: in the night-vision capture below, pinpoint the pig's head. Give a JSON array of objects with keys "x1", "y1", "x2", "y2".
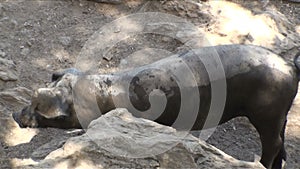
[{"x1": 13, "y1": 71, "x2": 82, "y2": 129}]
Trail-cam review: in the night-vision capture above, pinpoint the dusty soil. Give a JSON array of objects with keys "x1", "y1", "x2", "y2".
[{"x1": 0, "y1": 0, "x2": 299, "y2": 168}]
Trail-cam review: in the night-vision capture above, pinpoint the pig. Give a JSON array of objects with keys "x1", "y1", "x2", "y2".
[{"x1": 13, "y1": 44, "x2": 300, "y2": 169}]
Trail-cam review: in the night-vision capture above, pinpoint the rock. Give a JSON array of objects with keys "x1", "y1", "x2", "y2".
[
  {"x1": 0, "y1": 57, "x2": 18, "y2": 82},
  {"x1": 88, "y1": 0, "x2": 123, "y2": 4},
  {"x1": 288, "y1": 0, "x2": 300, "y2": 2},
  {"x1": 31, "y1": 137, "x2": 68, "y2": 160},
  {"x1": 0, "y1": 87, "x2": 32, "y2": 108},
  {"x1": 20, "y1": 47, "x2": 30, "y2": 56},
  {"x1": 59, "y1": 36, "x2": 72, "y2": 46},
  {"x1": 0, "y1": 3, "x2": 4, "y2": 17},
  {"x1": 0, "y1": 42, "x2": 9, "y2": 50},
  {"x1": 31, "y1": 129, "x2": 86, "y2": 160},
  {"x1": 20, "y1": 109, "x2": 264, "y2": 169},
  {"x1": 187, "y1": 11, "x2": 199, "y2": 18},
  {"x1": 10, "y1": 19, "x2": 18, "y2": 28},
  {"x1": 0, "y1": 49, "x2": 6, "y2": 57},
  {"x1": 103, "y1": 54, "x2": 113, "y2": 61}
]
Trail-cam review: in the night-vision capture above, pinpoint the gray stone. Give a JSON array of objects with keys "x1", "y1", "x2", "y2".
[
  {"x1": 59, "y1": 36, "x2": 72, "y2": 46},
  {"x1": 0, "y1": 87, "x2": 32, "y2": 108},
  {"x1": 20, "y1": 109, "x2": 264, "y2": 169},
  {"x1": 88, "y1": 0, "x2": 123, "y2": 4},
  {"x1": 20, "y1": 48, "x2": 30, "y2": 56},
  {"x1": 0, "y1": 49, "x2": 6, "y2": 57},
  {"x1": 31, "y1": 137, "x2": 67, "y2": 160},
  {"x1": 0, "y1": 57, "x2": 18, "y2": 82}
]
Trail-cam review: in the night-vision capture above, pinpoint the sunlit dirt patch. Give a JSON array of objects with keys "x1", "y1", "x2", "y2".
[
  {"x1": 4, "y1": 116, "x2": 38, "y2": 146},
  {"x1": 287, "y1": 86, "x2": 300, "y2": 136},
  {"x1": 205, "y1": 1, "x2": 285, "y2": 48},
  {"x1": 283, "y1": 86, "x2": 300, "y2": 168},
  {"x1": 296, "y1": 25, "x2": 300, "y2": 35},
  {"x1": 10, "y1": 158, "x2": 38, "y2": 168},
  {"x1": 52, "y1": 156, "x2": 97, "y2": 169}
]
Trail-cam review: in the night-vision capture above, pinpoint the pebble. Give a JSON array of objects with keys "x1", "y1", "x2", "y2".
[
  {"x1": 113, "y1": 26, "x2": 121, "y2": 33},
  {"x1": 26, "y1": 41, "x2": 32, "y2": 47},
  {"x1": 23, "y1": 21, "x2": 33, "y2": 28},
  {"x1": 20, "y1": 48, "x2": 30, "y2": 56},
  {"x1": 0, "y1": 50, "x2": 6, "y2": 57},
  {"x1": 10, "y1": 19, "x2": 18, "y2": 28},
  {"x1": 187, "y1": 12, "x2": 199, "y2": 18},
  {"x1": 59, "y1": 36, "x2": 72, "y2": 46},
  {"x1": 103, "y1": 55, "x2": 113, "y2": 61},
  {"x1": 162, "y1": 36, "x2": 173, "y2": 42},
  {"x1": 0, "y1": 43, "x2": 4, "y2": 50},
  {"x1": 0, "y1": 4, "x2": 4, "y2": 17}
]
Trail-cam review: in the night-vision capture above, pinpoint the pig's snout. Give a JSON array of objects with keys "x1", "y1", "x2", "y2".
[{"x1": 12, "y1": 108, "x2": 38, "y2": 128}]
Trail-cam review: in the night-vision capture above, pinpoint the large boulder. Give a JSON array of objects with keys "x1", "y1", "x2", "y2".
[{"x1": 19, "y1": 108, "x2": 264, "y2": 169}]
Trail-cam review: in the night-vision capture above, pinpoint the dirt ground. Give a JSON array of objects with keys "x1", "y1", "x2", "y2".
[{"x1": 0, "y1": 0, "x2": 299, "y2": 168}]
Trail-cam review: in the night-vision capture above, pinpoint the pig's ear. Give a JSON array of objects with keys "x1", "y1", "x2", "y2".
[
  {"x1": 52, "y1": 72, "x2": 64, "y2": 82},
  {"x1": 51, "y1": 68, "x2": 82, "y2": 82}
]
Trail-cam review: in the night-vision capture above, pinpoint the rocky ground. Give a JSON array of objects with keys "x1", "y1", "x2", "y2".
[{"x1": 0, "y1": 0, "x2": 299, "y2": 168}]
